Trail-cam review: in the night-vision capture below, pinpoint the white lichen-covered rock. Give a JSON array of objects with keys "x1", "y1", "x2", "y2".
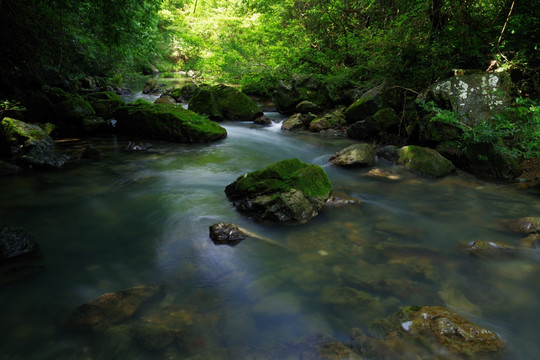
[{"x1": 424, "y1": 72, "x2": 512, "y2": 125}]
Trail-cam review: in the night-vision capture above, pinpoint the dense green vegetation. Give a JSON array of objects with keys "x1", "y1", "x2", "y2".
[
  {"x1": 0, "y1": 0, "x2": 538, "y2": 168},
  {"x1": 1, "y1": 0, "x2": 537, "y2": 94}
]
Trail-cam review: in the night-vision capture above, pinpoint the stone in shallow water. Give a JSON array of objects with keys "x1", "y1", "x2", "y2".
[
  {"x1": 208, "y1": 223, "x2": 247, "y2": 246},
  {"x1": 501, "y1": 217, "x2": 540, "y2": 234},
  {"x1": 66, "y1": 284, "x2": 163, "y2": 330},
  {"x1": 353, "y1": 305, "x2": 504, "y2": 359},
  {"x1": 329, "y1": 143, "x2": 376, "y2": 167},
  {"x1": 225, "y1": 158, "x2": 332, "y2": 224}
]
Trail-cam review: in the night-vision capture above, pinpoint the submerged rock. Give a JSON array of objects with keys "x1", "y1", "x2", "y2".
[
  {"x1": 366, "y1": 168, "x2": 403, "y2": 181},
  {"x1": 209, "y1": 223, "x2": 247, "y2": 246},
  {"x1": 134, "y1": 323, "x2": 176, "y2": 351},
  {"x1": 501, "y1": 217, "x2": 540, "y2": 234},
  {"x1": 225, "y1": 158, "x2": 332, "y2": 223},
  {"x1": 469, "y1": 240, "x2": 518, "y2": 257},
  {"x1": 395, "y1": 145, "x2": 455, "y2": 177},
  {"x1": 353, "y1": 305, "x2": 504, "y2": 359},
  {"x1": 0, "y1": 226, "x2": 43, "y2": 285},
  {"x1": 114, "y1": 102, "x2": 227, "y2": 143},
  {"x1": 66, "y1": 284, "x2": 163, "y2": 330},
  {"x1": 329, "y1": 143, "x2": 376, "y2": 167}
]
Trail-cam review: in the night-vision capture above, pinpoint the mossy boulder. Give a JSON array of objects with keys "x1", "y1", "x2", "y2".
[
  {"x1": 114, "y1": 102, "x2": 227, "y2": 143},
  {"x1": 53, "y1": 94, "x2": 95, "y2": 121},
  {"x1": 424, "y1": 72, "x2": 513, "y2": 126},
  {"x1": 0, "y1": 117, "x2": 69, "y2": 168},
  {"x1": 373, "y1": 108, "x2": 399, "y2": 132},
  {"x1": 189, "y1": 84, "x2": 262, "y2": 121},
  {"x1": 396, "y1": 145, "x2": 455, "y2": 177},
  {"x1": 419, "y1": 118, "x2": 464, "y2": 145},
  {"x1": 309, "y1": 110, "x2": 346, "y2": 132},
  {"x1": 169, "y1": 83, "x2": 199, "y2": 102},
  {"x1": 273, "y1": 75, "x2": 332, "y2": 114},
  {"x1": 84, "y1": 91, "x2": 126, "y2": 118},
  {"x1": 225, "y1": 158, "x2": 332, "y2": 223},
  {"x1": 354, "y1": 306, "x2": 504, "y2": 359},
  {"x1": 461, "y1": 142, "x2": 521, "y2": 180},
  {"x1": 281, "y1": 113, "x2": 307, "y2": 131},
  {"x1": 329, "y1": 143, "x2": 376, "y2": 167},
  {"x1": 346, "y1": 116, "x2": 379, "y2": 140},
  {"x1": 344, "y1": 97, "x2": 379, "y2": 125}
]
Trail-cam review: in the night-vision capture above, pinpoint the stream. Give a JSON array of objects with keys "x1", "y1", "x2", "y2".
[{"x1": 1, "y1": 100, "x2": 540, "y2": 358}]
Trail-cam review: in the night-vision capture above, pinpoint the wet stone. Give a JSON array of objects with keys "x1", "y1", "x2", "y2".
[
  {"x1": 209, "y1": 223, "x2": 247, "y2": 246},
  {"x1": 501, "y1": 217, "x2": 540, "y2": 234},
  {"x1": 134, "y1": 322, "x2": 176, "y2": 351},
  {"x1": 66, "y1": 284, "x2": 163, "y2": 330},
  {"x1": 469, "y1": 240, "x2": 518, "y2": 257}
]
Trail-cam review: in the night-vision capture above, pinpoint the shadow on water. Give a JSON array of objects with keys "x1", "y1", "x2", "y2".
[{"x1": 0, "y1": 121, "x2": 539, "y2": 359}]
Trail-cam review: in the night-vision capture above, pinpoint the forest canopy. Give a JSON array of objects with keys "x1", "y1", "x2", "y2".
[{"x1": 0, "y1": 0, "x2": 538, "y2": 94}]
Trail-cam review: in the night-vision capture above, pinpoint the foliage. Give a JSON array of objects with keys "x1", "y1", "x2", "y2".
[
  {"x1": 0, "y1": 0, "x2": 164, "y2": 78},
  {"x1": 1, "y1": 100, "x2": 26, "y2": 116},
  {"x1": 420, "y1": 98, "x2": 540, "y2": 159}
]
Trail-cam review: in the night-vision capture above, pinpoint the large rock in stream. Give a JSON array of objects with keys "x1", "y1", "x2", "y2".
[
  {"x1": 225, "y1": 158, "x2": 332, "y2": 223},
  {"x1": 188, "y1": 84, "x2": 262, "y2": 121},
  {"x1": 114, "y1": 101, "x2": 227, "y2": 143},
  {"x1": 329, "y1": 143, "x2": 376, "y2": 167},
  {"x1": 0, "y1": 117, "x2": 69, "y2": 168},
  {"x1": 395, "y1": 145, "x2": 455, "y2": 178}
]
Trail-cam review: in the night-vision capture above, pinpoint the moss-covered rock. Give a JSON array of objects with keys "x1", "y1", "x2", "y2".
[
  {"x1": 346, "y1": 116, "x2": 379, "y2": 140},
  {"x1": 188, "y1": 84, "x2": 262, "y2": 121},
  {"x1": 53, "y1": 94, "x2": 95, "y2": 121},
  {"x1": 281, "y1": 113, "x2": 306, "y2": 131},
  {"x1": 353, "y1": 305, "x2": 504, "y2": 359},
  {"x1": 424, "y1": 72, "x2": 513, "y2": 126},
  {"x1": 396, "y1": 145, "x2": 455, "y2": 177},
  {"x1": 225, "y1": 158, "x2": 332, "y2": 223},
  {"x1": 344, "y1": 97, "x2": 379, "y2": 125},
  {"x1": 134, "y1": 323, "x2": 175, "y2": 351},
  {"x1": 418, "y1": 118, "x2": 464, "y2": 145},
  {"x1": 169, "y1": 83, "x2": 199, "y2": 102},
  {"x1": 84, "y1": 91, "x2": 126, "y2": 118},
  {"x1": 462, "y1": 142, "x2": 521, "y2": 180},
  {"x1": 0, "y1": 117, "x2": 69, "y2": 168},
  {"x1": 373, "y1": 107, "x2": 399, "y2": 132},
  {"x1": 329, "y1": 143, "x2": 376, "y2": 167},
  {"x1": 66, "y1": 285, "x2": 163, "y2": 330},
  {"x1": 114, "y1": 102, "x2": 227, "y2": 143},
  {"x1": 309, "y1": 110, "x2": 346, "y2": 132},
  {"x1": 273, "y1": 75, "x2": 332, "y2": 114}
]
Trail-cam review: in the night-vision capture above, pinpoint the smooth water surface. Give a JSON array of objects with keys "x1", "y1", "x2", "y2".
[{"x1": 1, "y1": 120, "x2": 539, "y2": 359}]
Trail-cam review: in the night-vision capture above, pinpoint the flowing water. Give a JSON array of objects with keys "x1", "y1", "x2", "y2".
[{"x1": 1, "y1": 115, "x2": 540, "y2": 359}]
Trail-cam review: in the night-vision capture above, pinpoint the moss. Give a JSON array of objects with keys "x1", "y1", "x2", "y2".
[
  {"x1": 397, "y1": 145, "x2": 455, "y2": 177},
  {"x1": 85, "y1": 91, "x2": 125, "y2": 118},
  {"x1": 344, "y1": 97, "x2": 379, "y2": 124},
  {"x1": 115, "y1": 102, "x2": 226, "y2": 143},
  {"x1": 373, "y1": 108, "x2": 399, "y2": 131},
  {"x1": 229, "y1": 158, "x2": 332, "y2": 198},
  {"x1": 0, "y1": 117, "x2": 50, "y2": 145}
]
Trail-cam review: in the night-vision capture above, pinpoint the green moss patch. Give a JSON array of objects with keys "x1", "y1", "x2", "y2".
[{"x1": 114, "y1": 102, "x2": 227, "y2": 143}]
